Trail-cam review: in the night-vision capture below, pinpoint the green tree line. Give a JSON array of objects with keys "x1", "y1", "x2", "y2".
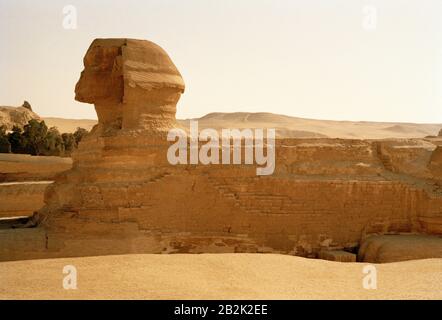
[{"x1": 0, "y1": 119, "x2": 88, "y2": 156}]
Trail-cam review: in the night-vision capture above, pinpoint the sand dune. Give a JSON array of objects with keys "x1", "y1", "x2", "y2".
[
  {"x1": 43, "y1": 117, "x2": 97, "y2": 132},
  {"x1": 180, "y1": 112, "x2": 442, "y2": 139},
  {"x1": 0, "y1": 254, "x2": 440, "y2": 300},
  {"x1": 42, "y1": 112, "x2": 441, "y2": 139}
]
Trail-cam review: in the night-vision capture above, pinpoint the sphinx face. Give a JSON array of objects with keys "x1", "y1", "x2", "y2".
[
  {"x1": 74, "y1": 38, "x2": 185, "y2": 131},
  {"x1": 75, "y1": 44, "x2": 124, "y2": 104}
]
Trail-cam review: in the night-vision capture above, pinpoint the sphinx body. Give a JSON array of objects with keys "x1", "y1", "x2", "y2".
[
  {"x1": 1, "y1": 38, "x2": 441, "y2": 262},
  {"x1": 42, "y1": 38, "x2": 186, "y2": 218}
]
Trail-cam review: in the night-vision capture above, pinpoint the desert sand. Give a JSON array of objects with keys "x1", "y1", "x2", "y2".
[
  {"x1": 0, "y1": 254, "x2": 440, "y2": 300},
  {"x1": 43, "y1": 117, "x2": 97, "y2": 132},
  {"x1": 41, "y1": 112, "x2": 442, "y2": 139},
  {"x1": 179, "y1": 112, "x2": 442, "y2": 139}
]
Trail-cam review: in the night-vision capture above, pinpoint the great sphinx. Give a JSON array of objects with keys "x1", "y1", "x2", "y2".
[{"x1": 1, "y1": 38, "x2": 441, "y2": 261}]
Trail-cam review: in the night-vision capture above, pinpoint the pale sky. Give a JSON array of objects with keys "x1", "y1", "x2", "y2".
[{"x1": 1, "y1": 0, "x2": 441, "y2": 123}]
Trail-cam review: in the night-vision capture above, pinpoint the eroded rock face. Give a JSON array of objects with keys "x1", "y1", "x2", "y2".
[
  {"x1": 22, "y1": 101, "x2": 32, "y2": 111},
  {"x1": 0, "y1": 104, "x2": 40, "y2": 130},
  {"x1": 358, "y1": 235, "x2": 442, "y2": 263},
  {"x1": 428, "y1": 146, "x2": 442, "y2": 180}
]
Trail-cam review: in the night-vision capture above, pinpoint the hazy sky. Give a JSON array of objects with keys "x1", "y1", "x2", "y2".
[{"x1": 1, "y1": 0, "x2": 441, "y2": 123}]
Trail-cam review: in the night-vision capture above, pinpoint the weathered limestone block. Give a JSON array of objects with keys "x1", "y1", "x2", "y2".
[
  {"x1": 318, "y1": 250, "x2": 356, "y2": 262},
  {"x1": 0, "y1": 181, "x2": 51, "y2": 218},
  {"x1": 358, "y1": 234, "x2": 442, "y2": 263},
  {"x1": 428, "y1": 146, "x2": 442, "y2": 179},
  {"x1": 417, "y1": 194, "x2": 442, "y2": 234},
  {"x1": 0, "y1": 154, "x2": 72, "y2": 182},
  {"x1": 275, "y1": 139, "x2": 383, "y2": 176},
  {"x1": 376, "y1": 140, "x2": 436, "y2": 178}
]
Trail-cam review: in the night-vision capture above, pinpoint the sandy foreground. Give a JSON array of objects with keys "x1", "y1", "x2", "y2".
[{"x1": 0, "y1": 254, "x2": 441, "y2": 300}]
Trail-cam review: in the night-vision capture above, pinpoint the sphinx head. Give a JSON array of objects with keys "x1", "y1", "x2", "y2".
[{"x1": 75, "y1": 38, "x2": 185, "y2": 131}]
